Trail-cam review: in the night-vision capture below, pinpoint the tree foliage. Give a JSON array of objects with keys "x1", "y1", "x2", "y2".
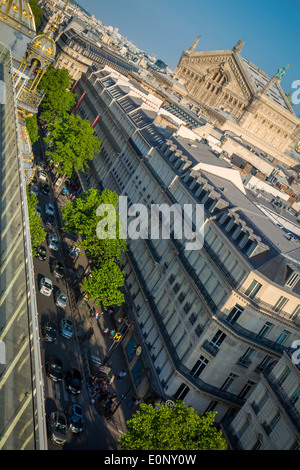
[
  {"x1": 27, "y1": 188, "x2": 46, "y2": 256},
  {"x1": 61, "y1": 188, "x2": 126, "y2": 263},
  {"x1": 83, "y1": 260, "x2": 125, "y2": 308},
  {"x1": 38, "y1": 67, "x2": 76, "y2": 122},
  {"x1": 44, "y1": 113, "x2": 101, "y2": 178},
  {"x1": 120, "y1": 401, "x2": 227, "y2": 451},
  {"x1": 29, "y1": 0, "x2": 43, "y2": 30},
  {"x1": 26, "y1": 114, "x2": 39, "y2": 144}
]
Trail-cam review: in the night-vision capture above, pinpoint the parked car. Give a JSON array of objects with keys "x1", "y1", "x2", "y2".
[
  {"x1": 40, "y1": 183, "x2": 50, "y2": 196},
  {"x1": 47, "y1": 233, "x2": 59, "y2": 251},
  {"x1": 55, "y1": 289, "x2": 68, "y2": 309},
  {"x1": 46, "y1": 355, "x2": 63, "y2": 382},
  {"x1": 38, "y1": 170, "x2": 47, "y2": 182},
  {"x1": 36, "y1": 246, "x2": 46, "y2": 261},
  {"x1": 35, "y1": 204, "x2": 42, "y2": 214},
  {"x1": 42, "y1": 322, "x2": 57, "y2": 343},
  {"x1": 45, "y1": 203, "x2": 55, "y2": 216},
  {"x1": 68, "y1": 246, "x2": 80, "y2": 260},
  {"x1": 52, "y1": 260, "x2": 64, "y2": 279},
  {"x1": 70, "y1": 265, "x2": 85, "y2": 285},
  {"x1": 65, "y1": 405, "x2": 84, "y2": 434},
  {"x1": 30, "y1": 183, "x2": 39, "y2": 196},
  {"x1": 48, "y1": 411, "x2": 68, "y2": 446},
  {"x1": 65, "y1": 368, "x2": 82, "y2": 395},
  {"x1": 60, "y1": 318, "x2": 73, "y2": 339},
  {"x1": 40, "y1": 277, "x2": 53, "y2": 296}
]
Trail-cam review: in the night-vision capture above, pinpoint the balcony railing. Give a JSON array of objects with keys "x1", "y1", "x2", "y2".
[
  {"x1": 18, "y1": 87, "x2": 44, "y2": 112},
  {"x1": 236, "y1": 357, "x2": 252, "y2": 368},
  {"x1": 202, "y1": 340, "x2": 220, "y2": 357}
]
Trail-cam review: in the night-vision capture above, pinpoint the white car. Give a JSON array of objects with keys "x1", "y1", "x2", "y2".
[
  {"x1": 55, "y1": 289, "x2": 68, "y2": 309},
  {"x1": 45, "y1": 203, "x2": 55, "y2": 217},
  {"x1": 40, "y1": 277, "x2": 53, "y2": 296},
  {"x1": 48, "y1": 233, "x2": 59, "y2": 251},
  {"x1": 38, "y1": 170, "x2": 47, "y2": 182}
]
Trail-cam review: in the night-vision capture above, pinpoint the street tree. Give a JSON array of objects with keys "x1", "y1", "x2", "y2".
[
  {"x1": 119, "y1": 401, "x2": 227, "y2": 451},
  {"x1": 44, "y1": 113, "x2": 101, "y2": 178},
  {"x1": 38, "y1": 66, "x2": 76, "y2": 123},
  {"x1": 29, "y1": 0, "x2": 43, "y2": 30},
  {"x1": 27, "y1": 188, "x2": 46, "y2": 256},
  {"x1": 82, "y1": 260, "x2": 125, "y2": 309},
  {"x1": 61, "y1": 188, "x2": 127, "y2": 263}
]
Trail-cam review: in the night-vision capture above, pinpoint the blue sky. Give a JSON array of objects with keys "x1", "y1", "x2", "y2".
[{"x1": 76, "y1": 0, "x2": 300, "y2": 113}]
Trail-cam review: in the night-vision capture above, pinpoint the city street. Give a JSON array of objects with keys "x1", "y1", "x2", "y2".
[{"x1": 32, "y1": 142, "x2": 121, "y2": 450}]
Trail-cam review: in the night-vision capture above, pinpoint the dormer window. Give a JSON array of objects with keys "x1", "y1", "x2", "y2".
[{"x1": 285, "y1": 270, "x2": 300, "y2": 289}]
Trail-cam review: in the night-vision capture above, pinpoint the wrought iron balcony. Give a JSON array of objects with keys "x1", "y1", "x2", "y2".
[
  {"x1": 236, "y1": 357, "x2": 252, "y2": 368},
  {"x1": 202, "y1": 340, "x2": 220, "y2": 357}
]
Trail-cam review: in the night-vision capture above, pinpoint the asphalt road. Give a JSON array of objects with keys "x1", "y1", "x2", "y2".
[{"x1": 32, "y1": 165, "x2": 119, "y2": 450}]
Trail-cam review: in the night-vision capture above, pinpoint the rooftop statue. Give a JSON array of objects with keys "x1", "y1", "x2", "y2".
[{"x1": 274, "y1": 64, "x2": 289, "y2": 81}]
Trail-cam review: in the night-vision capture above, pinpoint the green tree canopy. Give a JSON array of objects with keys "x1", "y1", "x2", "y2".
[
  {"x1": 26, "y1": 114, "x2": 39, "y2": 144},
  {"x1": 44, "y1": 113, "x2": 101, "y2": 178},
  {"x1": 83, "y1": 260, "x2": 125, "y2": 308},
  {"x1": 61, "y1": 188, "x2": 127, "y2": 263},
  {"x1": 27, "y1": 188, "x2": 46, "y2": 256},
  {"x1": 120, "y1": 401, "x2": 227, "y2": 451},
  {"x1": 38, "y1": 67, "x2": 76, "y2": 122},
  {"x1": 29, "y1": 0, "x2": 43, "y2": 30}
]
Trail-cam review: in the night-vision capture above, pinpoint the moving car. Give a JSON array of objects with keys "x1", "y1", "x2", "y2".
[
  {"x1": 46, "y1": 215, "x2": 55, "y2": 227},
  {"x1": 65, "y1": 368, "x2": 82, "y2": 395},
  {"x1": 52, "y1": 260, "x2": 64, "y2": 279},
  {"x1": 55, "y1": 289, "x2": 68, "y2": 309},
  {"x1": 60, "y1": 318, "x2": 73, "y2": 339},
  {"x1": 48, "y1": 411, "x2": 68, "y2": 446},
  {"x1": 37, "y1": 161, "x2": 46, "y2": 171},
  {"x1": 42, "y1": 322, "x2": 57, "y2": 343},
  {"x1": 40, "y1": 183, "x2": 50, "y2": 196},
  {"x1": 45, "y1": 203, "x2": 55, "y2": 216},
  {"x1": 47, "y1": 233, "x2": 59, "y2": 251},
  {"x1": 40, "y1": 277, "x2": 53, "y2": 296},
  {"x1": 65, "y1": 405, "x2": 84, "y2": 434},
  {"x1": 36, "y1": 246, "x2": 46, "y2": 261},
  {"x1": 46, "y1": 355, "x2": 63, "y2": 382},
  {"x1": 96, "y1": 365, "x2": 114, "y2": 385}
]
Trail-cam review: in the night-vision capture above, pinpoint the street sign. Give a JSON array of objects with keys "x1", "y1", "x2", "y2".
[{"x1": 114, "y1": 333, "x2": 122, "y2": 342}]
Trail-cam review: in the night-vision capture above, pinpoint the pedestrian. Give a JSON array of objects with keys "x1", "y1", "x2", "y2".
[
  {"x1": 128, "y1": 394, "x2": 137, "y2": 409},
  {"x1": 103, "y1": 327, "x2": 109, "y2": 334},
  {"x1": 116, "y1": 369, "x2": 127, "y2": 382},
  {"x1": 133, "y1": 397, "x2": 141, "y2": 411}
]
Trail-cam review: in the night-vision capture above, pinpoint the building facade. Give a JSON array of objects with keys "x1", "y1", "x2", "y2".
[
  {"x1": 173, "y1": 39, "x2": 300, "y2": 167},
  {"x1": 222, "y1": 347, "x2": 300, "y2": 449},
  {"x1": 72, "y1": 65, "x2": 300, "y2": 424}
]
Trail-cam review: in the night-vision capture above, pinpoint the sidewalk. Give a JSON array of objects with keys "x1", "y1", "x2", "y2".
[{"x1": 54, "y1": 182, "x2": 137, "y2": 438}]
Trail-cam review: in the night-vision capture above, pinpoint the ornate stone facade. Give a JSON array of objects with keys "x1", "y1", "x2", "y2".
[{"x1": 174, "y1": 39, "x2": 300, "y2": 166}]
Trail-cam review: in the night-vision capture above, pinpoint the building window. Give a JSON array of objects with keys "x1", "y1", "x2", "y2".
[
  {"x1": 238, "y1": 347, "x2": 255, "y2": 367},
  {"x1": 173, "y1": 383, "x2": 190, "y2": 401},
  {"x1": 244, "y1": 279, "x2": 262, "y2": 299},
  {"x1": 255, "y1": 355, "x2": 273, "y2": 373},
  {"x1": 268, "y1": 411, "x2": 281, "y2": 433},
  {"x1": 289, "y1": 385, "x2": 300, "y2": 406},
  {"x1": 275, "y1": 329, "x2": 290, "y2": 345},
  {"x1": 251, "y1": 438, "x2": 262, "y2": 450},
  {"x1": 210, "y1": 329, "x2": 227, "y2": 348},
  {"x1": 190, "y1": 355, "x2": 209, "y2": 378},
  {"x1": 285, "y1": 271, "x2": 300, "y2": 288},
  {"x1": 290, "y1": 305, "x2": 300, "y2": 320},
  {"x1": 205, "y1": 401, "x2": 218, "y2": 413},
  {"x1": 227, "y1": 304, "x2": 244, "y2": 324},
  {"x1": 221, "y1": 373, "x2": 238, "y2": 391},
  {"x1": 255, "y1": 391, "x2": 269, "y2": 411},
  {"x1": 257, "y1": 321, "x2": 273, "y2": 338},
  {"x1": 289, "y1": 440, "x2": 300, "y2": 450},
  {"x1": 277, "y1": 366, "x2": 291, "y2": 386},
  {"x1": 273, "y1": 296, "x2": 288, "y2": 313},
  {"x1": 237, "y1": 417, "x2": 250, "y2": 438},
  {"x1": 238, "y1": 381, "x2": 255, "y2": 400}
]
